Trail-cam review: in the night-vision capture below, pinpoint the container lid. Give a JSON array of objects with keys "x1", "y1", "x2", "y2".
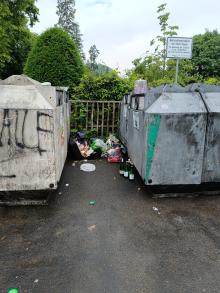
[
  {"x1": 146, "y1": 92, "x2": 207, "y2": 114},
  {"x1": 202, "y1": 93, "x2": 220, "y2": 113},
  {"x1": 0, "y1": 85, "x2": 54, "y2": 109},
  {"x1": 2, "y1": 75, "x2": 41, "y2": 86}
]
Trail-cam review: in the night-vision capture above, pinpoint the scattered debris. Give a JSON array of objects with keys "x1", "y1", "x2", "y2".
[
  {"x1": 152, "y1": 207, "x2": 161, "y2": 215},
  {"x1": 65, "y1": 184, "x2": 69, "y2": 187},
  {"x1": 8, "y1": 289, "x2": 19, "y2": 293},
  {"x1": 91, "y1": 139, "x2": 107, "y2": 153},
  {"x1": 72, "y1": 163, "x2": 76, "y2": 167},
  {"x1": 58, "y1": 192, "x2": 62, "y2": 195},
  {"x1": 89, "y1": 200, "x2": 96, "y2": 206},
  {"x1": 34, "y1": 279, "x2": 39, "y2": 283},
  {"x1": 80, "y1": 163, "x2": 96, "y2": 172},
  {"x1": 107, "y1": 146, "x2": 122, "y2": 163},
  {"x1": 106, "y1": 134, "x2": 119, "y2": 146},
  {"x1": 88, "y1": 225, "x2": 96, "y2": 231}
]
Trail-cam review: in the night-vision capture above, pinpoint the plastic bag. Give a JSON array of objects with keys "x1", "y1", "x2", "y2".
[
  {"x1": 107, "y1": 146, "x2": 122, "y2": 163},
  {"x1": 91, "y1": 139, "x2": 108, "y2": 153}
]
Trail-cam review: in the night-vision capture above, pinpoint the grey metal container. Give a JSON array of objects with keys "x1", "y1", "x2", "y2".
[
  {"x1": 0, "y1": 75, "x2": 70, "y2": 191},
  {"x1": 189, "y1": 84, "x2": 220, "y2": 183},
  {"x1": 126, "y1": 86, "x2": 162, "y2": 175},
  {"x1": 143, "y1": 88, "x2": 207, "y2": 185},
  {"x1": 121, "y1": 82, "x2": 209, "y2": 186}
]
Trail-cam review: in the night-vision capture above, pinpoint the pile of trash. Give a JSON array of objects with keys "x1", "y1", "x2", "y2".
[{"x1": 68, "y1": 132, "x2": 124, "y2": 163}]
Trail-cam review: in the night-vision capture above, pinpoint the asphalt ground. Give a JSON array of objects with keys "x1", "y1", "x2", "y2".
[{"x1": 1, "y1": 160, "x2": 220, "y2": 293}]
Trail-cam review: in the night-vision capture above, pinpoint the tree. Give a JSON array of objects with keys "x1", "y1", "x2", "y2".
[
  {"x1": 192, "y1": 30, "x2": 220, "y2": 78},
  {"x1": 56, "y1": 0, "x2": 84, "y2": 59},
  {"x1": 88, "y1": 45, "x2": 100, "y2": 72},
  {"x1": 150, "y1": 3, "x2": 178, "y2": 72},
  {"x1": 24, "y1": 27, "x2": 84, "y2": 87},
  {"x1": 0, "y1": 0, "x2": 39, "y2": 78},
  {"x1": 127, "y1": 3, "x2": 186, "y2": 86}
]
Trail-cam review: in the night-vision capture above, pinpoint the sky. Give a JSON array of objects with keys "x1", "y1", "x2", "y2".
[{"x1": 32, "y1": 0, "x2": 220, "y2": 72}]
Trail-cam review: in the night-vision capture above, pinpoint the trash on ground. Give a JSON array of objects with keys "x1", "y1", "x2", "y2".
[
  {"x1": 58, "y1": 192, "x2": 62, "y2": 195},
  {"x1": 88, "y1": 225, "x2": 96, "y2": 231},
  {"x1": 68, "y1": 132, "x2": 125, "y2": 162},
  {"x1": 119, "y1": 158, "x2": 135, "y2": 180},
  {"x1": 89, "y1": 200, "x2": 96, "y2": 206},
  {"x1": 91, "y1": 139, "x2": 107, "y2": 153},
  {"x1": 8, "y1": 289, "x2": 19, "y2": 293},
  {"x1": 72, "y1": 163, "x2": 76, "y2": 167},
  {"x1": 152, "y1": 207, "x2": 161, "y2": 215},
  {"x1": 106, "y1": 134, "x2": 119, "y2": 146},
  {"x1": 107, "y1": 146, "x2": 122, "y2": 163},
  {"x1": 65, "y1": 184, "x2": 69, "y2": 187},
  {"x1": 68, "y1": 132, "x2": 96, "y2": 160},
  {"x1": 80, "y1": 163, "x2": 96, "y2": 172},
  {"x1": 34, "y1": 279, "x2": 39, "y2": 283}
]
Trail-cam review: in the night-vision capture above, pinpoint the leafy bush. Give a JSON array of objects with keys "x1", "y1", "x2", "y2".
[
  {"x1": 72, "y1": 70, "x2": 131, "y2": 101},
  {"x1": 192, "y1": 30, "x2": 220, "y2": 78},
  {"x1": 24, "y1": 27, "x2": 84, "y2": 87}
]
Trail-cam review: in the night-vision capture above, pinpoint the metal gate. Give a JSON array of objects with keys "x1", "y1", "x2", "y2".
[{"x1": 71, "y1": 100, "x2": 121, "y2": 137}]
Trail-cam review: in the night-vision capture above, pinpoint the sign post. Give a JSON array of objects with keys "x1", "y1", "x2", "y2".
[
  {"x1": 175, "y1": 59, "x2": 179, "y2": 84},
  {"x1": 166, "y1": 37, "x2": 193, "y2": 84}
]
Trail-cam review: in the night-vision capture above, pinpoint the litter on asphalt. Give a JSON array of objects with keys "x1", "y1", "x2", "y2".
[{"x1": 80, "y1": 163, "x2": 96, "y2": 172}]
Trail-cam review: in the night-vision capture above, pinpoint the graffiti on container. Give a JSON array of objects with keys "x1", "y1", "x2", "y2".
[
  {"x1": 0, "y1": 175, "x2": 16, "y2": 178},
  {"x1": 0, "y1": 109, "x2": 53, "y2": 160}
]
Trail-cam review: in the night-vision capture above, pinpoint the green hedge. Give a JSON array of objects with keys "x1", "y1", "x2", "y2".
[
  {"x1": 24, "y1": 27, "x2": 84, "y2": 87},
  {"x1": 72, "y1": 71, "x2": 131, "y2": 101}
]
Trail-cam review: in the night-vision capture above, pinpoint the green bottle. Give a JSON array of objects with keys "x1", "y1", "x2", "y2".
[
  {"x1": 124, "y1": 161, "x2": 129, "y2": 178},
  {"x1": 129, "y1": 163, "x2": 135, "y2": 180},
  {"x1": 119, "y1": 158, "x2": 124, "y2": 175}
]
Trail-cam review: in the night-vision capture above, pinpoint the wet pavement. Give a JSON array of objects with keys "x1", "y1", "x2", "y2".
[{"x1": 1, "y1": 160, "x2": 220, "y2": 292}]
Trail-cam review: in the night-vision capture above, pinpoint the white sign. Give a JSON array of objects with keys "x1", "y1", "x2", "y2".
[{"x1": 166, "y1": 37, "x2": 192, "y2": 59}]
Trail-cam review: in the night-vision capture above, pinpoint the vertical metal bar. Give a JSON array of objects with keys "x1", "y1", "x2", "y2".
[
  {"x1": 107, "y1": 101, "x2": 110, "y2": 136},
  {"x1": 101, "y1": 102, "x2": 104, "y2": 137},
  {"x1": 86, "y1": 102, "x2": 88, "y2": 131},
  {"x1": 91, "y1": 102, "x2": 94, "y2": 131},
  {"x1": 74, "y1": 102, "x2": 77, "y2": 130},
  {"x1": 116, "y1": 103, "x2": 120, "y2": 132},
  {"x1": 175, "y1": 59, "x2": 179, "y2": 84},
  {"x1": 96, "y1": 102, "x2": 99, "y2": 136},
  {"x1": 112, "y1": 102, "x2": 115, "y2": 133},
  {"x1": 80, "y1": 102, "x2": 83, "y2": 130}
]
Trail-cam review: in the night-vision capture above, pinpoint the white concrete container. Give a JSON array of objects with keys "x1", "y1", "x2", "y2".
[{"x1": 0, "y1": 75, "x2": 70, "y2": 191}]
